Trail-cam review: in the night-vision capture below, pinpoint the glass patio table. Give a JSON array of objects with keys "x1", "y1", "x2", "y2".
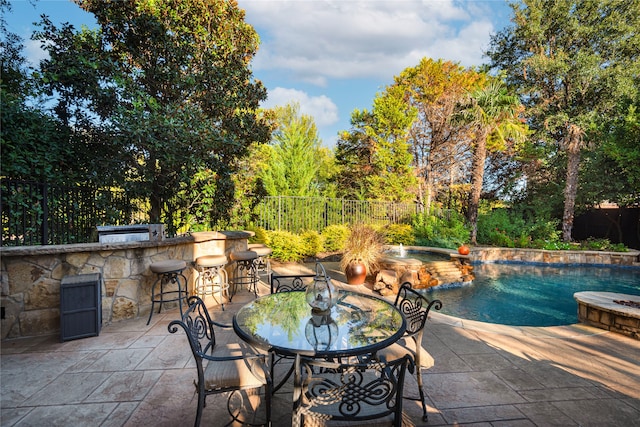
[{"x1": 232, "y1": 290, "x2": 406, "y2": 359}]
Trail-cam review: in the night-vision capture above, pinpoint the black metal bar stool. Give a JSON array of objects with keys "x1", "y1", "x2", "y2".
[
  {"x1": 229, "y1": 250, "x2": 259, "y2": 299},
  {"x1": 247, "y1": 243, "x2": 272, "y2": 282},
  {"x1": 147, "y1": 259, "x2": 188, "y2": 325},
  {"x1": 194, "y1": 254, "x2": 230, "y2": 310}
]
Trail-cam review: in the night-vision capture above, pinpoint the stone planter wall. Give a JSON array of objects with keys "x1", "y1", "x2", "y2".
[
  {"x1": 0, "y1": 231, "x2": 251, "y2": 340},
  {"x1": 471, "y1": 247, "x2": 640, "y2": 266}
]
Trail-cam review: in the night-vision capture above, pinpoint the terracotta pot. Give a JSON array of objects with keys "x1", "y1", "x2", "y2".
[
  {"x1": 457, "y1": 245, "x2": 470, "y2": 256},
  {"x1": 345, "y1": 261, "x2": 367, "y2": 285}
]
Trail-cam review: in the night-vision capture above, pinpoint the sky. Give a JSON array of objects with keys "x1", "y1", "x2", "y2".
[{"x1": 6, "y1": 0, "x2": 514, "y2": 146}]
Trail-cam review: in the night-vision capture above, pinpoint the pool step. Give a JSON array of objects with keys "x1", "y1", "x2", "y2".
[{"x1": 424, "y1": 260, "x2": 467, "y2": 285}]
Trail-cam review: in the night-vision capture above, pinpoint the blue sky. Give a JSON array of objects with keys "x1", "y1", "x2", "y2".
[{"x1": 7, "y1": 0, "x2": 513, "y2": 146}]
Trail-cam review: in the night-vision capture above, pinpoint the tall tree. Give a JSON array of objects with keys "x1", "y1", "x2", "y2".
[
  {"x1": 364, "y1": 86, "x2": 418, "y2": 202},
  {"x1": 392, "y1": 58, "x2": 485, "y2": 212},
  {"x1": 335, "y1": 86, "x2": 417, "y2": 202},
  {"x1": 0, "y1": 0, "x2": 80, "y2": 184},
  {"x1": 580, "y1": 100, "x2": 640, "y2": 209},
  {"x1": 454, "y1": 79, "x2": 529, "y2": 244},
  {"x1": 334, "y1": 110, "x2": 377, "y2": 200},
  {"x1": 258, "y1": 103, "x2": 324, "y2": 197},
  {"x1": 487, "y1": 0, "x2": 640, "y2": 242},
  {"x1": 33, "y1": 0, "x2": 270, "y2": 228}
]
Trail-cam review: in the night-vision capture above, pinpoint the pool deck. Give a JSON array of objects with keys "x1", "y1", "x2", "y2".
[{"x1": 2, "y1": 261, "x2": 639, "y2": 426}]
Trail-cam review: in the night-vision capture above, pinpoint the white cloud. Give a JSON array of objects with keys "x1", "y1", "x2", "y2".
[
  {"x1": 262, "y1": 87, "x2": 339, "y2": 128},
  {"x1": 23, "y1": 38, "x2": 49, "y2": 67},
  {"x1": 241, "y1": 0, "x2": 496, "y2": 85}
]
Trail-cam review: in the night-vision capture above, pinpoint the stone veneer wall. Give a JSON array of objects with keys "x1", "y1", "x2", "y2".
[
  {"x1": 0, "y1": 231, "x2": 250, "y2": 340},
  {"x1": 578, "y1": 301, "x2": 640, "y2": 340},
  {"x1": 470, "y1": 247, "x2": 640, "y2": 266}
]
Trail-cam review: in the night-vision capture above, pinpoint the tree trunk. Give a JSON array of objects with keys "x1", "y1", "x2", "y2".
[
  {"x1": 467, "y1": 131, "x2": 488, "y2": 245},
  {"x1": 562, "y1": 125, "x2": 584, "y2": 242}
]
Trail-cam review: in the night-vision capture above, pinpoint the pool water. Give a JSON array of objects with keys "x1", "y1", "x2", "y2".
[{"x1": 423, "y1": 262, "x2": 640, "y2": 326}]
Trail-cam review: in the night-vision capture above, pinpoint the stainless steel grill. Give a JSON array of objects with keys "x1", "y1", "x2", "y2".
[{"x1": 97, "y1": 224, "x2": 164, "y2": 243}]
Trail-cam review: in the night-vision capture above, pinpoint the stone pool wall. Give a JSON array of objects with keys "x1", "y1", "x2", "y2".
[
  {"x1": 0, "y1": 231, "x2": 250, "y2": 339},
  {"x1": 575, "y1": 292, "x2": 640, "y2": 340},
  {"x1": 470, "y1": 247, "x2": 640, "y2": 266}
]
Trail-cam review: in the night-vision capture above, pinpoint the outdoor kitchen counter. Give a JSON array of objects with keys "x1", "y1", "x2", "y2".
[
  {"x1": 0, "y1": 230, "x2": 254, "y2": 339},
  {"x1": 0, "y1": 230, "x2": 253, "y2": 257}
]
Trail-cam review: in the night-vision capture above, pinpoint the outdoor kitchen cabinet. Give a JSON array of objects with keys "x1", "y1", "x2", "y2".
[{"x1": 60, "y1": 273, "x2": 102, "y2": 342}]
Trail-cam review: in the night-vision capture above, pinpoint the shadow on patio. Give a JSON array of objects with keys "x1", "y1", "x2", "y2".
[{"x1": 2, "y1": 262, "x2": 639, "y2": 426}]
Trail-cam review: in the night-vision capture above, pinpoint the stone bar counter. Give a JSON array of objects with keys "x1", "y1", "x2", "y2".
[{"x1": 0, "y1": 230, "x2": 252, "y2": 340}]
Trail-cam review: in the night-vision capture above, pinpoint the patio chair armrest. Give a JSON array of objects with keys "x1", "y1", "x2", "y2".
[
  {"x1": 201, "y1": 353, "x2": 267, "y2": 363},
  {"x1": 211, "y1": 320, "x2": 232, "y2": 329}
]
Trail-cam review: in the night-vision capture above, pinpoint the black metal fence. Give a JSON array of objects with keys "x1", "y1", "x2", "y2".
[
  {"x1": 1, "y1": 180, "x2": 420, "y2": 246},
  {"x1": 254, "y1": 196, "x2": 418, "y2": 233},
  {"x1": 1, "y1": 179, "x2": 146, "y2": 246}
]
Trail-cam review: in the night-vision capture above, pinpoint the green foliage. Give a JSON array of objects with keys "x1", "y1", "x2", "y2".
[
  {"x1": 392, "y1": 58, "x2": 486, "y2": 211},
  {"x1": 334, "y1": 86, "x2": 417, "y2": 202},
  {"x1": 487, "y1": 0, "x2": 640, "y2": 241},
  {"x1": 411, "y1": 211, "x2": 469, "y2": 249},
  {"x1": 299, "y1": 230, "x2": 324, "y2": 256},
  {"x1": 580, "y1": 238, "x2": 628, "y2": 252},
  {"x1": 264, "y1": 230, "x2": 305, "y2": 262},
  {"x1": 0, "y1": 94, "x2": 77, "y2": 184},
  {"x1": 381, "y1": 223, "x2": 415, "y2": 245},
  {"x1": 246, "y1": 226, "x2": 268, "y2": 244},
  {"x1": 453, "y1": 77, "x2": 529, "y2": 244},
  {"x1": 581, "y1": 102, "x2": 640, "y2": 208},
  {"x1": 259, "y1": 103, "x2": 325, "y2": 197},
  {"x1": 321, "y1": 224, "x2": 350, "y2": 252},
  {"x1": 477, "y1": 208, "x2": 561, "y2": 248},
  {"x1": 540, "y1": 239, "x2": 627, "y2": 252},
  {"x1": 30, "y1": 0, "x2": 270, "y2": 229}
]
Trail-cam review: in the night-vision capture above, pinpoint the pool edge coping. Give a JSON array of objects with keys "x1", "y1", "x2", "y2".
[{"x1": 429, "y1": 311, "x2": 612, "y2": 339}]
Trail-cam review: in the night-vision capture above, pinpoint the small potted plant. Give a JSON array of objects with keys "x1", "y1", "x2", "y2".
[{"x1": 340, "y1": 223, "x2": 384, "y2": 285}]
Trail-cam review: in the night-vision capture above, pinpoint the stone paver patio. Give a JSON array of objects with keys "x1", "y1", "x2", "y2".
[{"x1": 2, "y1": 262, "x2": 639, "y2": 426}]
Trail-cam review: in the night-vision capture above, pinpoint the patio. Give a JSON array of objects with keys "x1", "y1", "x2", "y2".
[{"x1": 2, "y1": 262, "x2": 639, "y2": 426}]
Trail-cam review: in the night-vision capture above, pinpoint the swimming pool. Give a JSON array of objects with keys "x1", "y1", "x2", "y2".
[{"x1": 423, "y1": 262, "x2": 640, "y2": 326}]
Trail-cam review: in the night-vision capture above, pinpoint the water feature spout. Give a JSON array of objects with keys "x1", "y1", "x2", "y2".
[{"x1": 399, "y1": 244, "x2": 406, "y2": 258}]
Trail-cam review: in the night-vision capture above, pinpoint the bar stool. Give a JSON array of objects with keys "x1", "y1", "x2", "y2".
[
  {"x1": 247, "y1": 243, "x2": 272, "y2": 282},
  {"x1": 229, "y1": 250, "x2": 259, "y2": 299},
  {"x1": 194, "y1": 254, "x2": 229, "y2": 310},
  {"x1": 147, "y1": 259, "x2": 188, "y2": 325}
]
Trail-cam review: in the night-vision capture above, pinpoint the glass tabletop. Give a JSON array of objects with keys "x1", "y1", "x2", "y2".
[{"x1": 233, "y1": 290, "x2": 406, "y2": 358}]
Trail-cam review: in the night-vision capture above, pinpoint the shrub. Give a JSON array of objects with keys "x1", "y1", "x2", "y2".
[
  {"x1": 580, "y1": 238, "x2": 628, "y2": 252},
  {"x1": 299, "y1": 230, "x2": 324, "y2": 256},
  {"x1": 382, "y1": 223, "x2": 415, "y2": 245},
  {"x1": 264, "y1": 230, "x2": 305, "y2": 262},
  {"x1": 321, "y1": 224, "x2": 350, "y2": 251},
  {"x1": 411, "y1": 210, "x2": 469, "y2": 249},
  {"x1": 246, "y1": 225, "x2": 268, "y2": 244},
  {"x1": 477, "y1": 208, "x2": 561, "y2": 248}
]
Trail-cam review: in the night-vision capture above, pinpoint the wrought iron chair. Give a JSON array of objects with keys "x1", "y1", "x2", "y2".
[
  {"x1": 168, "y1": 296, "x2": 272, "y2": 427},
  {"x1": 270, "y1": 272, "x2": 315, "y2": 293},
  {"x1": 268, "y1": 272, "x2": 316, "y2": 392},
  {"x1": 376, "y1": 282, "x2": 442, "y2": 422},
  {"x1": 292, "y1": 355, "x2": 413, "y2": 427}
]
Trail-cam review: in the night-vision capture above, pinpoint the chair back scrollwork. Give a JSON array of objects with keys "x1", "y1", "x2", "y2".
[
  {"x1": 394, "y1": 282, "x2": 442, "y2": 337},
  {"x1": 293, "y1": 355, "x2": 413, "y2": 427},
  {"x1": 270, "y1": 273, "x2": 315, "y2": 293}
]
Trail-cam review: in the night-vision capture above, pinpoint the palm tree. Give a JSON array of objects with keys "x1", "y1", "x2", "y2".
[{"x1": 455, "y1": 79, "x2": 529, "y2": 244}]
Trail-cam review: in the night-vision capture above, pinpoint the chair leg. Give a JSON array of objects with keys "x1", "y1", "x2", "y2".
[
  {"x1": 195, "y1": 389, "x2": 205, "y2": 427},
  {"x1": 146, "y1": 276, "x2": 161, "y2": 325},
  {"x1": 413, "y1": 337, "x2": 429, "y2": 422},
  {"x1": 265, "y1": 383, "x2": 272, "y2": 427}
]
